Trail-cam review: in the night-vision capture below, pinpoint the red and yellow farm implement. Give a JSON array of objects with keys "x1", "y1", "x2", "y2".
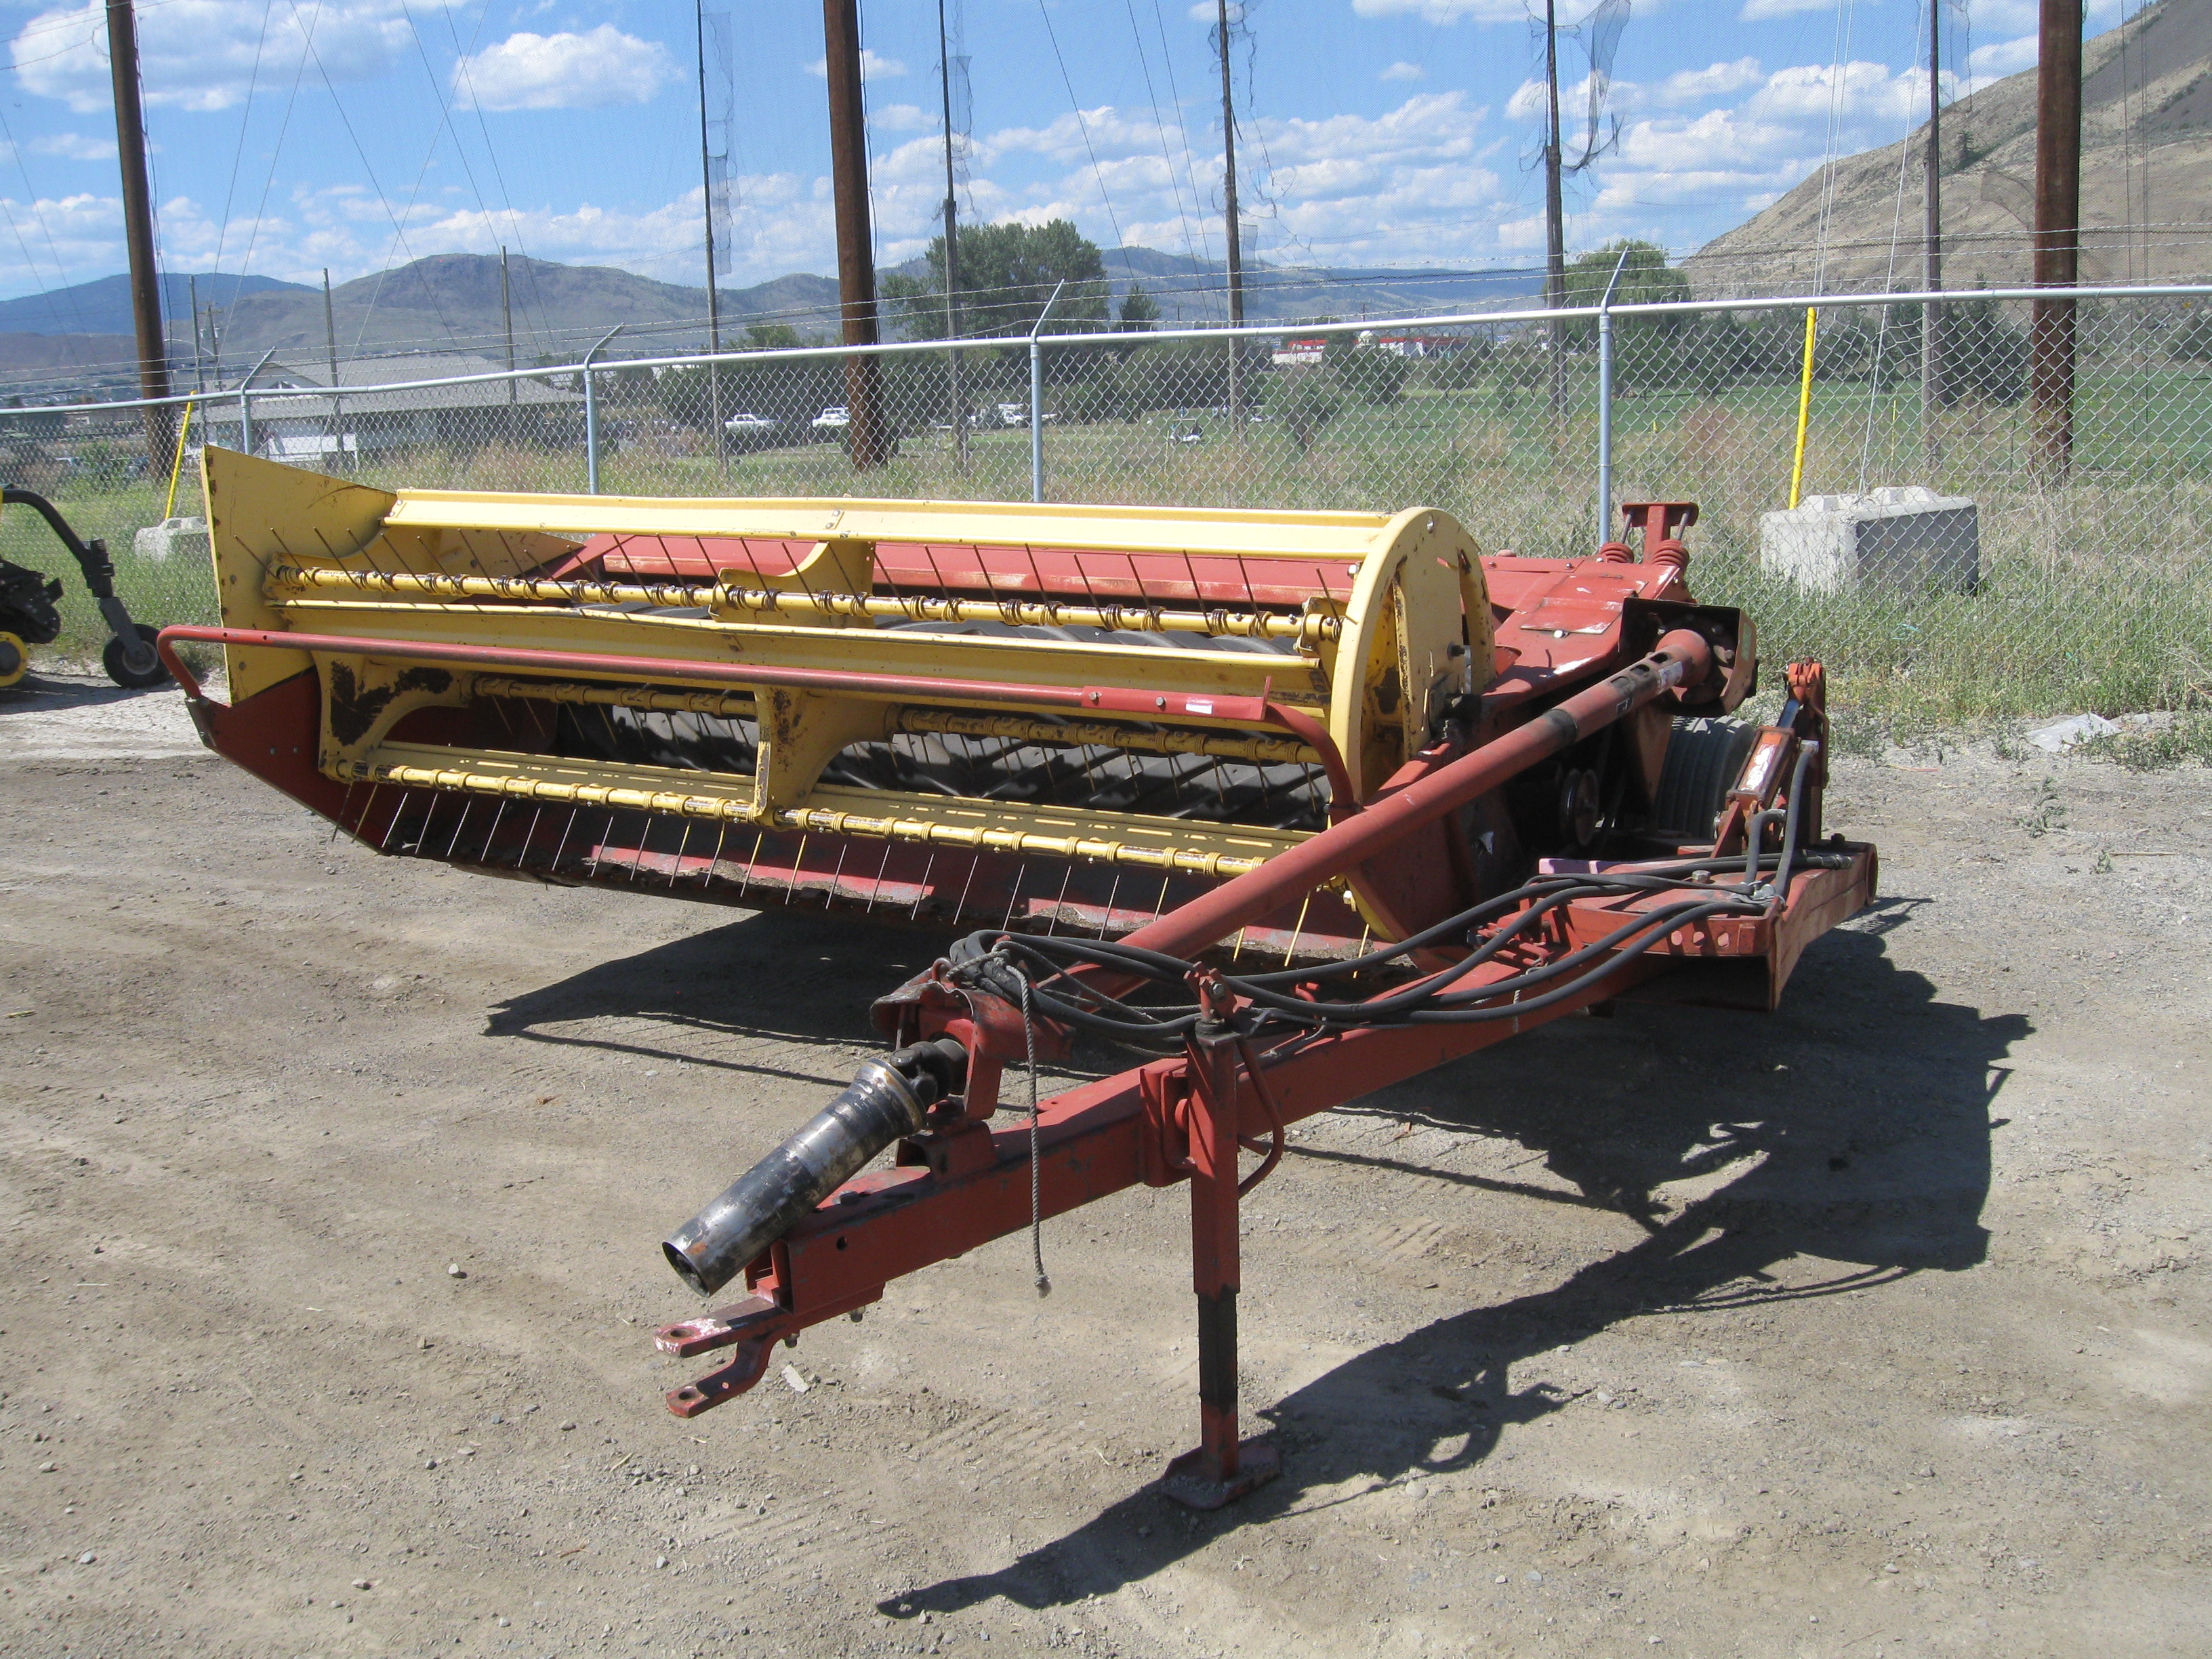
[{"x1": 164, "y1": 449, "x2": 1873, "y2": 1507}]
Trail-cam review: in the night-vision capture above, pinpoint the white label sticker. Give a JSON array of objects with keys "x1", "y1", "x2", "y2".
[{"x1": 1185, "y1": 698, "x2": 1214, "y2": 715}]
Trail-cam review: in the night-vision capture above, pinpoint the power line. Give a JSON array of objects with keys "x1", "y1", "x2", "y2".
[
  {"x1": 443, "y1": 0, "x2": 552, "y2": 352},
  {"x1": 1122, "y1": 0, "x2": 1204, "y2": 275},
  {"x1": 1036, "y1": 0, "x2": 1128, "y2": 255},
  {"x1": 0, "y1": 103, "x2": 95, "y2": 335},
  {"x1": 229, "y1": 0, "x2": 321, "y2": 327},
  {"x1": 209, "y1": 0, "x2": 277, "y2": 293}
]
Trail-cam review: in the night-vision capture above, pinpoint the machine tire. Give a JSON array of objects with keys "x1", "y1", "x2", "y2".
[
  {"x1": 1649, "y1": 715, "x2": 1757, "y2": 842},
  {"x1": 0, "y1": 630, "x2": 24, "y2": 689},
  {"x1": 102, "y1": 621, "x2": 170, "y2": 689}
]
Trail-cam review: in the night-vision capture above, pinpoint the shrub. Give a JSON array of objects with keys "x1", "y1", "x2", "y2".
[{"x1": 1263, "y1": 368, "x2": 1343, "y2": 451}]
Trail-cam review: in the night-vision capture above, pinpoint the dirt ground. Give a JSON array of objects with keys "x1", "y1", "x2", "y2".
[{"x1": 1, "y1": 670, "x2": 2207, "y2": 1659}]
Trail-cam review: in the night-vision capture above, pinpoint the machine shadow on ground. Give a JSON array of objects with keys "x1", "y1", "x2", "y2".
[
  {"x1": 483, "y1": 908, "x2": 968, "y2": 1085},
  {"x1": 887, "y1": 907, "x2": 2029, "y2": 1619},
  {"x1": 0, "y1": 674, "x2": 170, "y2": 715}
]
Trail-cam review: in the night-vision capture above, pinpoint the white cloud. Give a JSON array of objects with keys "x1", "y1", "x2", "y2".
[
  {"x1": 1749, "y1": 60, "x2": 1930, "y2": 124},
  {"x1": 1738, "y1": 0, "x2": 1832, "y2": 19},
  {"x1": 1967, "y1": 33, "x2": 2038, "y2": 83},
  {"x1": 1379, "y1": 60, "x2": 1428, "y2": 82},
  {"x1": 454, "y1": 26, "x2": 676, "y2": 112},
  {"x1": 1352, "y1": 0, "x2": 1528, "y2": 22},
  {"x1": 26, "y1": 130, "x2": 114, "y2": 160},
  {"x1": 10, "y1": 0, "x2": 453, "y2": 115},
  {"x1": 16, "y1": 169, "x2": 841, "y2": 295},
  {"x1": 1659, "y1": 58, "x2": 1763, "y2": 103},
  {"x1": 803, "y1": 47, "x2": 905, "y2": 79},
  {"x1": 872, "y1": 102, "x2": 936, "y2": 133}
]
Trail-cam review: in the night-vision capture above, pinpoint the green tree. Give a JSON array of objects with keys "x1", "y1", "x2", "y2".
[
  {"x1": 743, "y1": 323, "x2": 802, "y2": 350},
  {"x1": 1117, "y1": 281, "x2": 1160, "y2": 331},
  {"x1": 1418, "y1": 335, "x2": 1492, "y2": 392},
  {"x1": 884, "y1": 218, "x2": 1112, "y2": 341},
  {"x1": 1564, "y1": 239, "x2": 1691, "y2": 311},
  {"x1": 1560, "y1": 240, "x2": 1692, "y2": 360},
  {"x1": 1263, "y1": 367, "x2": 1343, "y2": 450},
  {"x1": 1324, "y1": 335, "x2": 1410, "y2": 406}
]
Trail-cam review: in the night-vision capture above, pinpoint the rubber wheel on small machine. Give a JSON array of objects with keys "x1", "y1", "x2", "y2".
[
  {"x1": 102, "y1": 621, "x2": 170, "y2": 689},
  {"x1": 0, "y1": 630, "x2": 25, "y2": 690},
  {"x1": 1649, "y1": 715, "x2": 1758, "y2": 842}
]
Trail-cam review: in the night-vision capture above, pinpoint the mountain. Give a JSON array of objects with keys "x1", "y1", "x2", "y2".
[
  {"x1": 0, "y1": 271, "x2": 311, "y2": 339},
  {"x1": 192, "y1": 255, "x2": 844, "y2": 365},
  {"x1": 0, "y1": 242, "x2": 1552, "y2": 389},
  {"x1": 1689, "y1": 0, "x2": 2212, "y2": 294}
]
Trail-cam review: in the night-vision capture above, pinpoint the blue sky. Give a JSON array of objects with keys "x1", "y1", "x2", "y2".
[{"x1": 0, "y1": 0, "x2": 2129, "y2": 300}]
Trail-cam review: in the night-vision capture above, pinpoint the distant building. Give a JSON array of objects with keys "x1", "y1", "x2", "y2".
[
  {"x1": 1271, "y1": 337, "x2": 1328, "y2": 367},
  {"x1": 199, "y1": 352, "x2": 585, "y2": 457},
  {"x1": 1370, "y1": 333, "x2": 1467, "y2": 359}
]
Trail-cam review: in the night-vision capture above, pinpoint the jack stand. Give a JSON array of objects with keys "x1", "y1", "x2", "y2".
[{"x1": 1160, "y1": 1012, "x2": 1279, "y2": 1509}]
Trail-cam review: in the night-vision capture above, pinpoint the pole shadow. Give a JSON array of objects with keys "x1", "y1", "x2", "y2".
[{"x1": 884, "y1": 909, "x2": 2024, "y2": 1618}]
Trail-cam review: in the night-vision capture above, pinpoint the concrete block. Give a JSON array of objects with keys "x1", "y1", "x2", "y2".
[
  {"x1": 1759, "y1": 486, "x2": 1979, "y2": 596},
  {"x1": 133, "y1": 516, "x2": 209, "y2": 565}
]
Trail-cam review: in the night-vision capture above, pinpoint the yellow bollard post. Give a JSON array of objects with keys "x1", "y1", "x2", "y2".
[
  {"x1": 162, "y1": 398, "x2": 194, "y2": 521},
  {"x1": 1786, "y1": 306, "x2": 1818, "y2": 509}
]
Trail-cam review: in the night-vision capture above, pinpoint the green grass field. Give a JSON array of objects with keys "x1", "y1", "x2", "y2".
[{"x1": 15, "y1": 361, "x2": 2209, "y2": 727}]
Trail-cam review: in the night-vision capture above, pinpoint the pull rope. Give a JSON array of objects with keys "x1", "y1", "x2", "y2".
[{"x1": 1014, "y1": 961, "x2": 1051, "y2": 1297}]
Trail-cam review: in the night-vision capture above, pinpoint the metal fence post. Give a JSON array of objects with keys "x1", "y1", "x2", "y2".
[
  {"x1": 1029, "y1": 281, "x2": 1065, "y2": 505},
  {"x1": 1595, "y1": 310, "x2": 1613, "y2": 541},
  {"x1": 1029, "y1": 342, "x2": 1044, "y2": 504},
  {"x1": 235, "y1": 348, "x2": 278, "y2": 458},
  {"x1": 583, "y1": 324, "x2": 622, "y2": 494},
  {"x1": 1595, "y1": 249, "x2": 1629, "y2": 544}
]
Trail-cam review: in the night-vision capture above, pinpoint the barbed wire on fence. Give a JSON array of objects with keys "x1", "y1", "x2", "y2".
[{"x1": 8, "y1": 281, "x2": 2209, "y2": 724}]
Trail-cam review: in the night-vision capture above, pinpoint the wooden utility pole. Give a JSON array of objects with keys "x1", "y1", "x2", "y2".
[
  {"x1": 695, "y1": 1, "x2": 724, "y2": 465},
  {"x1": 937, "y1": 0, "x2": 966, "y2": 468},
  {"x1": 323, "y1": 268, "x2": 346, "y2": 468},
  {"x1": 823, "y1": 0, "x2": 889, "y2": 469},
  {"x1": 1542, "y1": 0, "x2": 1568, "y2": 416},
  {"x1": 106, "y1": 0, "x2": 173, "y2": 464},
  {"x1": 2032, "y1": 0, "x2": 2083, "y2": 483},
  {"x1": 499, "y1": 247, "x2": 516, "y2": 409},
  {"x1": 187, "y1": 273, "x2": 205, "y2": 393},
  {"x1": 1217, "y1": 0, "x2": 1246, "y2": 424},
  {"x1": 1921, "y1": 0, "x2": 1946, "y2": 465}
]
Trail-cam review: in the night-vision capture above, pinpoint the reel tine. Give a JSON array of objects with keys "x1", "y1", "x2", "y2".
[
  {"x1": 735, "y1": 832, "x2": 764, "y2": 900},
  {"x1": 549, "y1": 808, "x2": 579, "y2": 876},
  {"x1": 351, "y1": 783, "x2": 380, "y2": 845},
  {"x1": 444, "y1": 798, "x2": 474, "y2": 861},
  {"x1": 514, "y1": 806, "x2": 544, "y2": 870}
]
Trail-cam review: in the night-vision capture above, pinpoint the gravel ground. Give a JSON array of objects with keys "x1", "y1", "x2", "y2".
[{"x1": 1, "y1": 671, "x2": 2207, "y2": 1659}]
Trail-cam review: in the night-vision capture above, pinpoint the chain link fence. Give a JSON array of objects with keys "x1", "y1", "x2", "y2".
[{"x1": 10, "y1": 283, "x2": 2211, "y2": 724}]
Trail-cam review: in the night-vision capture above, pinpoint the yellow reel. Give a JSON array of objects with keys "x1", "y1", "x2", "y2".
[{"x1": 0, "y1": 630, "x2": 26, "y2": 690}]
